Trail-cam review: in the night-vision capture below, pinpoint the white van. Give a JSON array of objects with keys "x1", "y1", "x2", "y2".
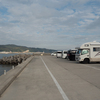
[
  {"x1": 56, "y1": 51, "x2": 62, "y2": 58},
  {"x1": 62, "y1": 51, "x2": 67, "y2": 59},
  {"x1": 75, "y1": 41, "x2": 100, "y2": 63}
]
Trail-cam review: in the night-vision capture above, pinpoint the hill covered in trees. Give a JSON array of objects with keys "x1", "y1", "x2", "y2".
[{"x1": 0, "y1": 44, "x2": 57, "y2": 53}]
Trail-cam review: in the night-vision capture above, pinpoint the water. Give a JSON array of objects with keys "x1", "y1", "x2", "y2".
[{"x1": 0, "y1": 53, "x2": 17, "y2": 76}]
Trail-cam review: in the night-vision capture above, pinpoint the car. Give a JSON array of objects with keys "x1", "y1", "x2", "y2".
[
  {"x1": 51, "y1": 52, "x2": 56, "y2": 56},
  {"x1": 67, "y1": 50, "x2": 77, "y2": 61},
  {"x1": 56, "y1": 51, "x2": 62, "y2": 58},
  {"x1": 62, "y1": 50, "x2": 67, "y2": 59}
]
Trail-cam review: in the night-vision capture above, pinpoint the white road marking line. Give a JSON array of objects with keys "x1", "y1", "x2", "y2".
[
  {"x1": 40, "y1": 57, "x2": 69, "y2": 100},
  {"x1": 81, "y1": 64, "x2": 100, "y2": 71}
]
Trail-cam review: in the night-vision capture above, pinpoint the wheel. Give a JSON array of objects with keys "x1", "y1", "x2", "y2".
[{"x1": 83, "y1": 58, "x2": 90, "y2": 64}]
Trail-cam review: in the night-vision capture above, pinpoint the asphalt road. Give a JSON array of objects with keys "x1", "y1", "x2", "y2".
[{"x1": 0, "y1": 56, "x2": 100, "y2": 100}]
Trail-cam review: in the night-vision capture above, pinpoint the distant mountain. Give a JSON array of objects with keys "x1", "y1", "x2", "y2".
[{"x1": 0, "y1": 44, "x2": 57, "y2": 53}]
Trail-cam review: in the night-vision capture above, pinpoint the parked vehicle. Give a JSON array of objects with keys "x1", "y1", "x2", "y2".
[
  {"x1": 75, "y1": 41, "x2": 100, "y2": 63},
  {"x1": 51, "y1": 52, "x2": 56, "y2": 56},
  {"x1": 67, "y1": 50, "x2": 77, "y2": 60},
  {"x1": 62, "y1": 50, "x2": 67, "y2": 59},
  {"x1": 56, "y1": 51, "x2": 62, "y2": 58}
]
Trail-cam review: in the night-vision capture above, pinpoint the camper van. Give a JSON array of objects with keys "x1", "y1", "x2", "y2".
[
  {"x1": 56, "y1": 51, "x2": 62, "y2": 58},
  {"x1": 75, "y1": 41, "x2": 100, "y2": 63},
  {"x1": 62, "y1": 50, "x2": 67, "y2": 59}
]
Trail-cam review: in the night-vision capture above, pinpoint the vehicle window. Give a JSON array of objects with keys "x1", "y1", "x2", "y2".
[
  {"x1": 76, "y1": 49, "x2": 82, "y2": 54},
  {"x1": 57, "y1": 52, "x2": 62, "y2": 53},
  {"x1": 82, "y1": 50, "x2": 88, "y2": 55},
  {"x1": 93, "y1": 47, "x2": 100, "y2": 51},
  {"x1": 70, "y1": 50, "x2": 76, "y2": 54}
]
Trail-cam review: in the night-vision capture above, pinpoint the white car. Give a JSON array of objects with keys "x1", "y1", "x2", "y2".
[
  {"x1": 62, "y1": 51, "x2": 67, "y2": 59},
  {"x1": 51, "y1": 53, "x2": 56, "y2": 56},
  {"x1": 56, "y1": 51, "x2": 62, "y2": 58}
]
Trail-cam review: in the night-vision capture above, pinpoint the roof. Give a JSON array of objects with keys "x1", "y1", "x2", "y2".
[{"x1": 75, "y1": 41, "x2": 100, "y2": 49}]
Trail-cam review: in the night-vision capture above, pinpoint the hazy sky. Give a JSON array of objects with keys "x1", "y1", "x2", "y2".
[{"x1": 0, "y1": 0, "x2": 100, "y2": 50}]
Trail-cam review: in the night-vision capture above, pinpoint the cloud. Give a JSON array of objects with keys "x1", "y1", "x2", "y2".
[
  {"x1": 0, "y1": 0, "x2": 100, "y2": 50},
  {"x1": 86, "y1": 17, "x2": 100, "y2": 29}
]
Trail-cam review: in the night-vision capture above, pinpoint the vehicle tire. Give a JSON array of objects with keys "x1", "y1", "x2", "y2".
[{"x1": 83, "y1": 58, "x2": 90, "y2": 64}]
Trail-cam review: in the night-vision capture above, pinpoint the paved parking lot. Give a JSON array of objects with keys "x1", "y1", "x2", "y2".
[{"x1": 0, "y1": 56, "x2": 100, "y2": 100}]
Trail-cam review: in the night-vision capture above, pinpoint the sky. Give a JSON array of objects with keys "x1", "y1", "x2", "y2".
[{"x1": 0, "y1": 0, "x2": 100, "y2": 50}]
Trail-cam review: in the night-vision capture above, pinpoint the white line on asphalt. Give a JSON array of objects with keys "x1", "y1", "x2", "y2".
[
  {"x1": 81, "y1": 64, "x2": 100, "y2": 71},
  {"x1": 40, "y1": 57, "x2": 69, "y2": 100}
]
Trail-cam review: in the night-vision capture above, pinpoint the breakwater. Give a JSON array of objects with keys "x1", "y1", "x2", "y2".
[
  {"x1": 0, "y1": 54, "x2": 33, "y2": 65},
  {"x1": 0, "y1": 54, "x2": 17, "y2": 76}
]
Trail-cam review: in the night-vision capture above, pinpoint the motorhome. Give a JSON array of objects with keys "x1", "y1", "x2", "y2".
[
  {"x1": 62, "y1": 50, "x2": 67, "y2": 59},
  {"x1": 75, "y1": 41, "x2": 100, "y2": 63},
  {"x1": 56, "y1": 51, "x2": 62, "y2": 58}
]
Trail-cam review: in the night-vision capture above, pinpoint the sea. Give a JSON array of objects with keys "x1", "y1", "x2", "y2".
[{"x1": 0, "y1": 53, "x2": 17, "y2": 76}]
